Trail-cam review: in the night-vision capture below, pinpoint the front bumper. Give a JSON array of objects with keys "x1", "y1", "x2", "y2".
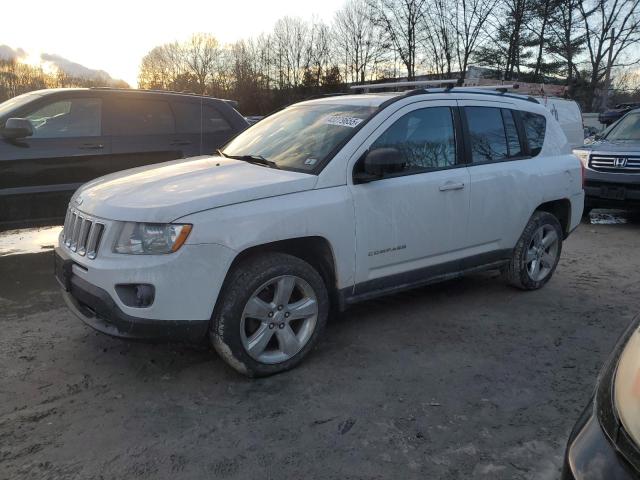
[
  {"x1": 563, "y1": 400, "x2": 638, "y2": 479},
  {"x1": 55, "y1": 246, "x2": 212, "y2": 343},
  {"x1": 563, "y1": 317, "x2": 640, "y2": 479},
  {"x1": 584, "y1": 169, "x2": 640, "y2": 208}
]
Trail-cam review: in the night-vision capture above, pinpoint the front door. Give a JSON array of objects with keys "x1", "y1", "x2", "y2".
[
  {"x1": 348, "y1": 101, "x2": 470, "y2": 296},
  {"x1": 0, "y1": 96, "x2": 111, "y2": 226}
]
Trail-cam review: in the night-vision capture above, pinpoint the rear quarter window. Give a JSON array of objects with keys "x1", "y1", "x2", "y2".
[
  {"x1": 172, "y1": 102, "x2": 233, "y2": 134},
  {"x1": 520, "y1": 111, "x2": 546, "y2": 156}
]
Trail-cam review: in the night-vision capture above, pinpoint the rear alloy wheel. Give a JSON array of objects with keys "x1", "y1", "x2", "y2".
[
  {"x1": 211, "y1": 253, "x2": 329, "y2": 377},
  {"x1": 525, "y1": 224, "x2": 560, "y2": 282},
  {"x1": 503, "y1": 211, "x2": 563, "y2": 290}
]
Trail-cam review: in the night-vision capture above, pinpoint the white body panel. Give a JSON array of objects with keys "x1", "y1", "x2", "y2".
[
  {"x1": 538, "y1": 97, "x2": 584, "y2": 149},
  {"x1": 59, "y1": 91, "x2": 584, "y2": 323}
]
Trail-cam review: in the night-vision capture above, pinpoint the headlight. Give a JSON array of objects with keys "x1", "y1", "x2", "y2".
[
  {"x1": 113, "y1": 222, "x2": 192, "y2": 254},
  {"x1": 573, "y1": 149, "x2": 590, "y2": 167},
  {"x1": 615, "y1": 327, "x2": 640, "y2": 446}
]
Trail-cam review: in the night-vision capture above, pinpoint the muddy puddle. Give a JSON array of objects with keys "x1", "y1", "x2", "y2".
[
  {"x1": 589, "y1": 208, "x2": 639, "y2": 225},
  {"x1": 0, "y1": 226, "x2": 62, "y2": 256}
]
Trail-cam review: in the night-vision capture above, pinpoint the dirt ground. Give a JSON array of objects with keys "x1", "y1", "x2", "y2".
[{"x1": 1, "y1": 217, "x2": 639, "y2": 480}]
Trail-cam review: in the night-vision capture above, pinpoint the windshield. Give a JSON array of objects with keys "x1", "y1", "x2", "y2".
[
  {"x1": 0, "y1": 91, "x2": 44, "y2": 119},
  {"x1": 605, "y1": 112, "x2": 640, "y2": 141},
  {"x1": 222, "y1": 104, "x2": 377, "y2": 172}
]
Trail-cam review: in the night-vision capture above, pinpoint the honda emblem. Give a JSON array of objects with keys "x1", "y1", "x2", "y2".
[{"x1": 613, "y1": 157, "x2": 628, "y2": 168}]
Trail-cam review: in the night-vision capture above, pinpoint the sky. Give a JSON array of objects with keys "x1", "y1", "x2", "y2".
[{"x1": 2, "y1": 0, "x2": 346, "y2": 87}]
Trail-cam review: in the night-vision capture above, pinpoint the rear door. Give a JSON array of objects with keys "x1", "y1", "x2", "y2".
[
  {"x1": 457, "y1": 100, "x2": 534, "y2": 263},
  {"x1": 0, "y1": 95, "x2": 111, "y2": 225},
  {"x1": 105, "y1": 96, "x2": 180, "y2": 172},
  {"x1": 171, "y1": 100, "x2": 237, "y2": 157}
]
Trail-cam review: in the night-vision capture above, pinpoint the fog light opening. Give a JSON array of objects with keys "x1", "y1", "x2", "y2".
[{"x1": 115, "y1": 284, "x2": 155, "y2": 308}]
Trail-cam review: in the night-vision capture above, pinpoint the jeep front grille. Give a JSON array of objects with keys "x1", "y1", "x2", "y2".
[
  {"x1": 62, "y1": 208, "x2": 105, "y2": 259},
  {"x1": 590, "y1": 154, "x2": 640, "y2": 173}
]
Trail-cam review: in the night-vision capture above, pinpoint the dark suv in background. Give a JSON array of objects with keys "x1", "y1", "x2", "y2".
[
  {"x1": 0, "y1": 88, "x2": 248, "y2": 229},
  {"x1": 574, "y1": 109, "x2": 640, "y2": 211},
  {"x1": 598, "y1": 102, "x2": 640, "y2": 126}
]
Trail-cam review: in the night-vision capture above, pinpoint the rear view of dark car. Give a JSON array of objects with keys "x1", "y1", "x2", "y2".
[
  {"x1": 0, "y1": 88, "x2": 248, "y2": 229},
  {"x1": 598, "y1": 103, "x2": 640, "y2": 126}
]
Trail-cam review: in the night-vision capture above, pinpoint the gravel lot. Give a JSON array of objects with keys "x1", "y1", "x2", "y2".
[{"x1": 1, "y1": 217, "x2": 639, "y2": 480}]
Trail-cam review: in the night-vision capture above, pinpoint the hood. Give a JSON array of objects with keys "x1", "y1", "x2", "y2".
[
  {"x1": 584, "y1": 138, "x2": 640, "y2": 153},
  {"x1": 74, "y1": 156, "x2": 318, "y2": 223}
]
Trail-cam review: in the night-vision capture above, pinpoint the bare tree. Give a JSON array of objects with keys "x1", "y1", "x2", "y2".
[
  {"x1": 273, "y1": 17, "x2": 311, "y2": 88},
  {"x1": 369, "y1": 0, "x2": 428, "y2": 80},
  {"x1": 184, "y1": 33, "x2": 220, "y2": 94},
  {"x1": 422, "y1": 0, "x2": 456, "y2": 76},
  {"x1": 334, "y1": 0, "x2": 382, "y2": 83},
  {"x1": 453, "y1": 0, "x2": 497, "y2": 81},
  {"x1": 579, "y1": 0, "x2": 640, "y2": 109}
]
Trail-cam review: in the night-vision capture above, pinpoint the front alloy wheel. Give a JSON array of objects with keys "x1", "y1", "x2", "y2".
[
  {"x1": 241, "y1": 275, "x2": 318, "y2": 364},
  {"x1": 211, "y1": 253, "x2": 329, "y2": 377}
]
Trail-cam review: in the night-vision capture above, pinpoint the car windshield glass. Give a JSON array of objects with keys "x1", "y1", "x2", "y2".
[
  {"x1": 606, "y1": 112, "x2": 640, "y2": 141},
  {"x1": 0, "y1": 91, "x2": 44, "y2": 119},
  {"x1": 222, "y1": 104, "x2": 377, "y2": 172}
]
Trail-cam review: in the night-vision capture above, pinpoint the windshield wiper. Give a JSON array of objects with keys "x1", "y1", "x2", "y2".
[{"x1": 217, "y1": 150, "x2": 279, "y2": 169}]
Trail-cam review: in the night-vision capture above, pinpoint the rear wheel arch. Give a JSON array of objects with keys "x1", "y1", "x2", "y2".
[{"x1": 535, "y1": 199, "x2": 571, "y2": 238}]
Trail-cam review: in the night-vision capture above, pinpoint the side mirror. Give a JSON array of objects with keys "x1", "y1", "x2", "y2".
[
  {"x1": 354, "y1": 147, "x2": 405, "y2": 183},
  {"x1": 1, "y1": 118, "x2": 33, "y2": 140}
]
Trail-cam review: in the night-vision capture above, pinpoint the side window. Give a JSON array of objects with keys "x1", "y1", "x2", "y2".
[
  {"x1": 172, "y1": 102, "x2": 232, "y2": 134},
  {"x1": 202, "y1": 105, "x2": 232, "y2": 133},
  {"x1": 520, "y1": 111, "x2": 546, "y2": 156},
  {"x1": 465, "y1": 106, "x2": 508, "y2": 163},
  {"x1": 502, "y1": 109, "x2": 523, "y2": 158},
  {"x1": 109, "y1": 99, "x2": 175, "y2": 135},
  {"x1": 369, "y1": 106, "x2": 456, "y2": 172},
  {"x1": 26, "y1": 98, "x2": 101, "y2": 138}
]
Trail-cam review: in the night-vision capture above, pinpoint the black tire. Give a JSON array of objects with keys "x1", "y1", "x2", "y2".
[
  {"x1": 503, "y1": 211, "x2": 563, "y2": 290},
  {"x1": 210, "y1": 252, "x2": 329, "y2": 377}
]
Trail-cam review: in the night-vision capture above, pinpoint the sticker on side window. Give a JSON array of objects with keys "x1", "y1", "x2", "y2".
[{"x1": 326, "y1": 115, "x2": 364, "y2": 128}]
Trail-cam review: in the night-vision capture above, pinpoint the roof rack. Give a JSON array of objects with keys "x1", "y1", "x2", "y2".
[
  {"x1": 350, "y1": 79, "x2": 460, "y2": 91},
  {"x1": 459, "y1": 84, "x2": 519, "y2": 93}
]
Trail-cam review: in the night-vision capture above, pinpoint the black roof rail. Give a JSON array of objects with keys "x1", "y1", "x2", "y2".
[
  {"x1": 399, "y1": 87, "x2": 540, "y2": 104},
  {"x1": 89, "y1": 87, "x2": 217, "y2": 98}
]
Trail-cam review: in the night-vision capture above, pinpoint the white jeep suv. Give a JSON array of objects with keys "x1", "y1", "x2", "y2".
[{"x1": 54, "y1": 89, "x2": 584, "y2": 377}]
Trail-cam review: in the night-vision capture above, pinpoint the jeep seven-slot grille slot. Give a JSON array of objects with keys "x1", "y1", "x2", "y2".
[
  {"x1": 589, "y1": 154, "x2": 640, "y2": 173},
  {"x1": 62, "y1": 208, "x2": 105, "y2": 259}
]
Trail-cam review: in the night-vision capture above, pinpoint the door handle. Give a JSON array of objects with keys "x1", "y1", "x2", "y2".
[
  {"x1": 170, "y1": 140, "x2": 192, "y2": 146},
  {"x1": 79, "y1": 143, "x2": 104, "y2": 150},
  {"x1": 439, "y1": 182, "x2": 465, "y2": 191}
]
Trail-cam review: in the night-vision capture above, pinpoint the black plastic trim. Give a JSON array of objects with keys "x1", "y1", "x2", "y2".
[
  {"x1": 55, "y1": 248, "x2": 209, "y2": 343},
  {"x1": 339, "y1": 249, "x2": 511, "y2": 308}
]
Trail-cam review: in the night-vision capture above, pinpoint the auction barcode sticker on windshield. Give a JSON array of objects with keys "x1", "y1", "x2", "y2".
[{"x1": 326, "y1": 115, "x2": 364, "y2": 128}]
